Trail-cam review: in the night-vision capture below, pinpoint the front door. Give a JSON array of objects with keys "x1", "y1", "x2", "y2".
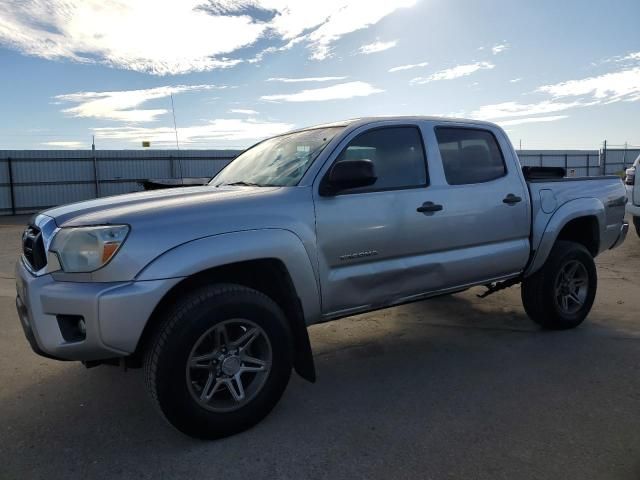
[{"x1": 313, "y1": 124, "x2": 433, "y2": 315}]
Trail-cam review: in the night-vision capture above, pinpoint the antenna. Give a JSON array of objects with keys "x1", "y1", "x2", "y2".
[
  {"x1": 170, "y1": 93, "x2": 180, "y2": 150},
  {"x1": 91, "y1": 134, "x2": 99, "y2": 198},
  {"x1": 170, "y1": 93, "x2": 184, "y2": 182}
]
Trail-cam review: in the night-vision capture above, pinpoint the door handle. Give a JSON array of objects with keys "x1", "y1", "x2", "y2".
[
  {"x1": 503, "y1": 194, "x2": 522, "y2": 205},
  {"x1": 417, "y1": 201, "x2": 443, "y2": 213}
]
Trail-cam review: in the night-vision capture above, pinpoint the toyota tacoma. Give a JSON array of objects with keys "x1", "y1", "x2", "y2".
[{"x1": 16, "y1": 117, "x2": 629, "y2": 438}]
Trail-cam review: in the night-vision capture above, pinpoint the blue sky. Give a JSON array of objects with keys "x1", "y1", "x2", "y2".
[{"x1": 0, "y1": 0, "x2": 639, "y2": 150}]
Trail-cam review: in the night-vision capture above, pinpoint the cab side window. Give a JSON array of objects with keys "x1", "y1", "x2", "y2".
[
  {"x1": 336, "y1": 126, "x2": 428, "y2": 191},
  {"x1": 435, "y1": 127, "x2": 506, "y2": 185}
]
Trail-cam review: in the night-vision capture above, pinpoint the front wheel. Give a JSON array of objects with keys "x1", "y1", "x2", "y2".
[
  {"x1": 521, "y1": 241, "x2": 597, "y2": 330},
  {"x1": 144, "y1": 284, "x2": 293, "y2": 439},
  {"x1": 633, "y1": 216, "x2": 640, "y2": 238}
]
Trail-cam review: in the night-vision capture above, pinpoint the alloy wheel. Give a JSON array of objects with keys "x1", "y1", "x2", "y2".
[
  {"x1": 186, "y1": 319, "x2": 272, "y2": 412},
  {"x1": 554, "y1": 260, "x2": 589, "y2": 315}
]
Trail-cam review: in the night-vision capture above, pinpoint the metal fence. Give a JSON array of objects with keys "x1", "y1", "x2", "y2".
[
  {"x1": 601, "y1": 145, "x2": 640, "y2": 175},
  {"x1": 0, "y1": 150, "x2": 241, "y2": 215},
  {"x1": 517, "y1": 150, "x2": 601, "y2": 177},
  {"x1": 1, "y1": 146, "x2": 638, "y2": 216}
]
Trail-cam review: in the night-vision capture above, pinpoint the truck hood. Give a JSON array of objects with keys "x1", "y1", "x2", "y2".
[
  {"x1": 44, "y1": 185, "x2": 280, "y2": 227},
  {"x1": 39, "y1": 184, "x2": 315, "y2": 282}
]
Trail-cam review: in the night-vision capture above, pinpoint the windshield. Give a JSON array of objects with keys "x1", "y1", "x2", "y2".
[{"x1": 211, "y1": 127, "x2": 343, "y2": 187}]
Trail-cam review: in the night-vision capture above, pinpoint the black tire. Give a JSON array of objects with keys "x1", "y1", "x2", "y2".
[
  {"x1": 144, "y1": 284, "x2": 293, "y2": 439},
  {"x1": 521, "y1": 241, "x2": 597, "y2": 330},
  {"x1": 634, "y1": 216, "x2": 640, "y2": 238}
]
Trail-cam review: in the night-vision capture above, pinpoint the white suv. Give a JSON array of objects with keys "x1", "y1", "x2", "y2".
[{"x1": 625, "y1": 155, "x2": 640, "y2": 237}]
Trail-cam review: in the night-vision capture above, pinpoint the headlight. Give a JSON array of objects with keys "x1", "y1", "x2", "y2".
[
  {"x1": 625, "y1": 167, "x2": 635, "y2": 186},
  {"x1": 50, "y1": 225, "x2": 129, "y2": 273}
]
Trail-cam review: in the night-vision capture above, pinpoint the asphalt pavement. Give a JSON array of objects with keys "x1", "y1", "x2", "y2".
[{"x1": 1, "y1": 216, "x2": 639, "y2": 480}]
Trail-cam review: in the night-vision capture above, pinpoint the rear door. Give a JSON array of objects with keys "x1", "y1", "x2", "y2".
[{"x1": 414, "y1": 124, "x2": 531, "y2": 287}]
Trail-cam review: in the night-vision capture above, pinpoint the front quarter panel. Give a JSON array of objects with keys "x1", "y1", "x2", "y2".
[{"x1": 135, "y1": 229, "x2": 322, "y2": 324}]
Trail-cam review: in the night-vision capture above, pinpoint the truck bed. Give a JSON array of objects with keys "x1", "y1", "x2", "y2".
[{"x1": 527, "y1": 175, "x2": 627, "y2": 272}]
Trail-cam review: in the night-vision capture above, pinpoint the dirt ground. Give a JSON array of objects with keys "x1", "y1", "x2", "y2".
[{"x1": 0, "y1": 215, "x2": 639, "y2": 480}]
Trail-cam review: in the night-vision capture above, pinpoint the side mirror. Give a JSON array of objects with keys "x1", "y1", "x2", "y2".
[{"x1": 320, "y1": 159, "x2": 377, "y2": 196}]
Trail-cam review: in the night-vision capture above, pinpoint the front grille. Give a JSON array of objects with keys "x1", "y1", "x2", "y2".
[{"x1": 22, "y1": 225, "x2": 47, "y2": 271}]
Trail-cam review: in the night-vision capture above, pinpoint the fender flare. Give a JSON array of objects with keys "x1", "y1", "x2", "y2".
[
  {"x1": 136, "y1": 228, "x2": 320, "y2": 382},
  {"x1": 525, "y1": 198, "x2": 604, "y2": 277}
]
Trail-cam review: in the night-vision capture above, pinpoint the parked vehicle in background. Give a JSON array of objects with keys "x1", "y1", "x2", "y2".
[
  {"x1": 15, "y1": 116, "x2": 629, "y2": 439},
  {"x1": 624, "y1": 154, "x2": 640, "y2": 236}
]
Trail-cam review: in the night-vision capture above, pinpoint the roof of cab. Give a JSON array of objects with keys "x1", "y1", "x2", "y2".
[{"x1": 296, "y1": 115, "x2": 499, "y2": 132}]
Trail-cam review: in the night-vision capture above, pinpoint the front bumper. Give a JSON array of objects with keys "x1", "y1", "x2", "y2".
[{"x1": 15, "y1": 258, "x2": 181, "y2": 361}]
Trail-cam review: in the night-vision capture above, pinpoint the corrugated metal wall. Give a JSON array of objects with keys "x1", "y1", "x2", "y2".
[
  {"x1": 517, "y1": 150, "x2": 601, "y2": 177},
  {"x1": 602, "y1": 148, "x2": 640, "y2": 175},
  {"x1": 0, "y1": 147, "x2": 635, "y2": 216},
  {"x1": 0, "y1": 150, "x2": 240, "y2": 215}
]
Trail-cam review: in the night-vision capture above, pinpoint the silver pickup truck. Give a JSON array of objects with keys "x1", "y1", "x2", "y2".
[{"x1": 15, "y1": 116, "x2": 628, "y2": 439}]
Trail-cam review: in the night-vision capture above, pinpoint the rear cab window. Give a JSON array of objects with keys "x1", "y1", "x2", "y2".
[{"x1": 435, "y1": 127, "x2": 506, "y2": 185}]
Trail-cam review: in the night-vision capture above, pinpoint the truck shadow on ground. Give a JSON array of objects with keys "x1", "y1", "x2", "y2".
[{"x1": 3, "y1": 293, "x2": 640, "y2": 479}]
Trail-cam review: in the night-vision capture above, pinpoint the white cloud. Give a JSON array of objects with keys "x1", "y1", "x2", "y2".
[
  {"x1": 469, "y1": 56, "x2": 640, "y2": 128},
  {"x1": 497, "y1": 115, "x2": 568, "y2": 127},
  {"x1": 509, "y1": 78, "x2": 522, "y2": 83},
  {"x1": 282, "y1": 0, "x2": 416, "y2": 60},
  {"x1": 247, "y1": 46, "x2": 279, "y2": 64},
  {"x1": 388, "y1": 61, "x2": 429, "y2": 73},
  {"x1": 604, "y1": 51, "x2": 640, "y2": 64},
  {"x1": 357, "y1": 40, "x2": 398, "y2": 55},
  {"x1": 43, "y1": 141, "x2": 86, "y2": 148},
  {"x1": 470, "y1": 100, "x2": 584, "y2": 120},
  {"x1": 229, "y1": 109, "x2": 259, "y2": 115},
  {"x1": 0, "y1": 0, "x2": 418, "y2": 73},
  {"x1": 0, "y1": 1, "x2": 258, "y2": 75},
  {"x1": 93, "y1": 118, "x2": 295, "y2": 146},
  {"x1": 55, "y1": 85, "x2": 225, "y2": 122},
  {"x1": 261, "y1": 81, "x2": 383, "y2": 102},
  {"x1": 410, "y1": 62, "x2": 495, "y2": 84},
  {"x1": 491, "y1": 43, "x2": 509, "y2": 55},
  {"x1": 537, "y1": 67, "x2": 640, "y2": 103},
  {"x1": 470, "y1": 61, "x2": 640, "y2": 126},
  {"x1": 266, "y1": 76, "x2": 348, "y2": 83}
]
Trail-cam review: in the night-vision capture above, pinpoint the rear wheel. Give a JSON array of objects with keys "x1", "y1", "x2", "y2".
[
  {"x1": 633, "y1": 216, "x2": 640, "y2": 237},
  {"x1": 144, "y1": 284, "x2": 293, "y2": 439},
  {"x1": 521, "y1": 241, "x2": 597, "y2": 330}
]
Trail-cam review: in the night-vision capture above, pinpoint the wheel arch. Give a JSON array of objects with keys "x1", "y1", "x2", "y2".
[
  {"x1": 129, "y1": 230, "x2": 320, "y2": 382},
  {"x1": 525, "y1": 198, "x2": 604, "y2": 277}
]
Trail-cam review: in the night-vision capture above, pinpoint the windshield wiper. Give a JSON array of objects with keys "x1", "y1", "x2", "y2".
[{"x1": 217, "y1": 181, "x2": 263, "y2": 187}]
